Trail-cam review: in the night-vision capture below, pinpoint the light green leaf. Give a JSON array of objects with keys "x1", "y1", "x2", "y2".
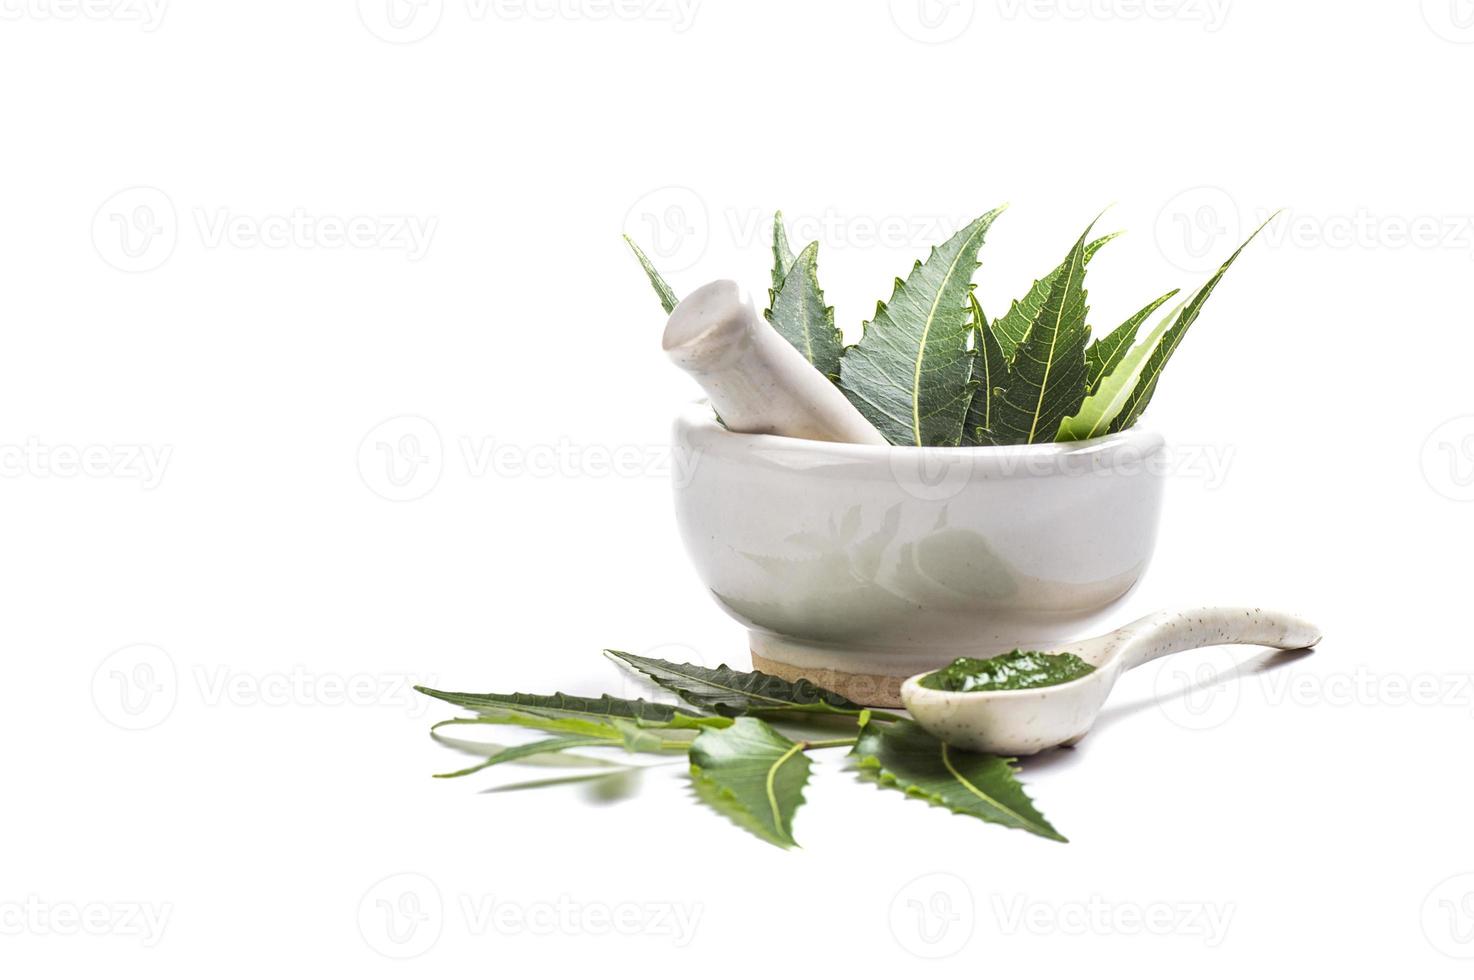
[
  {"x1": 1084, "y1": 289, "x2": 1181, "y2": 394},
  {"x1": 624, "y1": 235, "x2": 679, "y2": 315},
  {"x1": 432, "y1": 734, "x2": 616, "y2": 779},
  {"x1": 604, "y1": 650, "x2": 867, "y2": 718},
  {"x1": 414, "y1": 687, "x2": 727, "y2": 732},
  {"x1": 963, "y1": 291, "x2": 1009, "y2": 445},
  {"x1": 483, "y1": 770, "x2": 645, "y2": 795},
  {"x1": 1108, "y1": 214, "x2": 1278, "y2": 433},
  {"x1": 1055, "y1": 297, "x2": 1183, "y2": 441},
  {"x1": 989, "y1": 221, "x2": 1096, "y2": 445},
  {"x1": 611, "y1": 718, "x2": 689, "y2": 753},
  {"x1": 770, "y1": 211, "x2": 797, "y2": 291},
  {"x1": 990, "y1": 232, "x2": 1120, "y2": 360},
  {"x1": 852, "y1": 720, "x2": 1064, "y2": 842},
  {"x1": 429, "y1": 717, "x2": 624, "y2": 768},
  {"x1": 689, "y1": 717, "x2": 811, "y2": 848},
  {"x1": 839, "y1": 206, "x2": 1007, "y2": 446},
  {"x1": 764, "y1": 241, "x2": 843, "y2": 379}
]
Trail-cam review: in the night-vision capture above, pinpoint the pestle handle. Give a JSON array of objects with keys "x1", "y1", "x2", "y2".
[{"x1": 662, "y1": 280, "x2": 888, "y2": 446}]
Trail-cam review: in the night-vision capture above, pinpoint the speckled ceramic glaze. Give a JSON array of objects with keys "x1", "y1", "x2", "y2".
[
  {"x1": 901, "y1": 606, "x2": 1324, "y2": 754},
  {"x1": 670, "y1": 402, "x2": 1171, "y2": 705}
]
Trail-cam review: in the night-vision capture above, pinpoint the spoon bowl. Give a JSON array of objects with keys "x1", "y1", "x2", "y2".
[{"x1": 901, "y1": 606, "x2": 1323, "y2": 755}]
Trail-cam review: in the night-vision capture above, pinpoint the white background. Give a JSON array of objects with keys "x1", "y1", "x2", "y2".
[{"x1": 3, "y1": 0, "x2": 1472, "y2": 975}]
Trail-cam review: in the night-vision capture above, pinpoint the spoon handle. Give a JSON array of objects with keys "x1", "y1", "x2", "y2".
[{"x1": 1115, "y1": 607, "x2": 1323, "y2": 671}]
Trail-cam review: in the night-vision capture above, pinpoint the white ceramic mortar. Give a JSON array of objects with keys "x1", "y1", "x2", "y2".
[{"x1": 670, "y1": 403, "x2": 1168, "y2": 706}]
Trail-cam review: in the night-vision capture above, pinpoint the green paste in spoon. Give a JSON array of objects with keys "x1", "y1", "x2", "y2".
[{"x1": 919, "y1": 650, "x2": 1096, "y2": 692}]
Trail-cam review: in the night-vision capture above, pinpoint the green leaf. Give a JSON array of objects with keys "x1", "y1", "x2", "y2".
[
  {"x1": 1084, "y1": 289, "x2": 1181, "y2": 394},
  {"x1": 852, "y1": 720, "x2": 1065, "y2": 842},
  {"x1": 770, "y1": 211, "x2": 797, "y2": 291},
  {"x1": 485, "y1": 769, "x2": 644, "y2": 796},
  {"x1": 414, "y1": 687, "x2": 727, "y2": 732},
  {"x1": 604, "y1": 650, "x2": 865, "y2": 718},
  {"x1": 689, "y1": 717, "x2": 811, "y2": 848},
  {"x1": 963, "y1": 291, "x2": 1009, "y2": 445},
  {"x1": 432, "y1": 734, "x2": 615, "y2": 779},
  {"x1": 610, "y1": 718, "x2": 690, "y2": 753},
  {"x1": 1107, "y1": 214, "x2": 1278, "y2": 434},
  {"x1": 839, "y1": 207, "x2": 1007, "y2": 446},
  {"x1": 988, "y1": 221, "x2": 1096, "y2": 445},
  {"x1": 990, "y1": 232, "x2": 1120, "y2": 360},
  {"x1": 1055, "y1": 297, "x2": 1183, "y2": 441},
  {"x1": 764, "y1": 241, "x2": 843, "y2": 379},
  {"x1": 624, "y1": 235, "x2": 679, "y2": 315},
  {"x1": 429, "y1": 717, "x2": 624, "y2": 768}
]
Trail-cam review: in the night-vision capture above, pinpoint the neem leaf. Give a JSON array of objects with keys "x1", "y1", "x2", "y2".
[
  {"x1": 963, "y1": 291, "x2": 1009, "y2": 445},
  {"x1": 431, "y1": 734, "x2": 616, "y2": 779},
  {"x1": 604, "y1": 650, "x2": 864, "y2": 717},
  {"x1": 1084, "y1": 288, "x2": 1181, "y2": 394},
  {"x1": 1055, "y1": 297, "x2": 1183, "y2": 442},
  {"x1": 839, "y1": 207, "x2": 1007, "y2": 447},
  {"x1": 852, "y1": 719, "x2": 1065, "y2": 842},
  {"x1": 990, "y1": 232, "x2": 1120, "y2": 360},
  {"x1": 988, "y1": 220, "x2": 1096, "y2": 445},
  {"x1": 1107, "y1": 214, "x2": 1278, "y2": 434},
  {"x1": 689, "y1": 717, "x2": 811, "y2": 848},
  {"x1": 429, "y1": 717, "x2": 624, "y2": 768},
  {"x1": 414, "y1": 687, "x2": 726, "y2": 732},
  {"x1": 771, "y1": 211, "x2": 797, "y2": 291},
  {"x1": 624, "y1": 235, "x2": 679, "y2": 315},
  {"x1": 765, "y1": 241, "x2": 843, "y2": 379}
]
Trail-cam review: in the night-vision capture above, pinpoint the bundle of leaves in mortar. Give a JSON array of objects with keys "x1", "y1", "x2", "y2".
[
  {"x1": 627, "y1": 207, "x2": 1274, "y2": 446},
  {"x1": 417, "y1": 651, "x2": 1065, "y2": 848}
]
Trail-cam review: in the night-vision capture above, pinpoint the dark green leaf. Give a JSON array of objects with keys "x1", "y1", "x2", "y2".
[
  {"x1": 765, "y1": 241, "x2": 843, "y2": 379},
  {"x1": 839, "y1": 207, "x2": 1007, "y2": 447},
  {"x1": 1108, "y1": 214, "x2": 1278, "y2": 433},
  {"x1": 689, "y1": 717, "x2": 811, "y2": 848},
  {"x1": 1084, "y1": 289, "x2": 1181, "y2": 394},
  {"x1": 852, "y1": 720, "x2": 1065, "y2": 842},
  {"x1": 1056, "y1": 296, "x2": 1183, "y2": 441},
  {"x1": 415, "y1": 687, "x2": 726, "y2": 733},
  {"x1": 604, "y1": 650, "x2": 865, "y2": 717},
  {"x1": 990, "y1": 232, "x2": 1120, "y2": 360},
  {"x1": 989, "y1": 221, "x2": 1096, "y2": 444},
  {"x1": 963, "y1": 291, "x2": 1009, "y2": 445}
]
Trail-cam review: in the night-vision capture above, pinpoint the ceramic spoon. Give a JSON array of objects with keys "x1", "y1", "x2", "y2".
[
  {"x1": 663, "y1": 279, "x2": 888, "y2": 445},
  {"x1": 901, "y1": 607, "x2": 1323, "y2": 755}
]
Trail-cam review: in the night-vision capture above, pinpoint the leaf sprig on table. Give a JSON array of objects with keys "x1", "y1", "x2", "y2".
[
  {"x1": 416, "y1": 652, "x2": 1064, "y2": 849},
  {"x1": 627, "y1": 206, "x2": 1276, "y2": 447}
]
